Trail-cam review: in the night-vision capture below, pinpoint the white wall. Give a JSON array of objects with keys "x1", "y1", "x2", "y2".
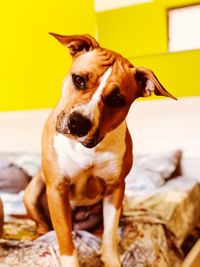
[
  {"x1": 168, "y1": 5, "x2": 200, "y2": 52},
  {"x1": 0, "y1": 97, "x2": 200, "y2": 177}
]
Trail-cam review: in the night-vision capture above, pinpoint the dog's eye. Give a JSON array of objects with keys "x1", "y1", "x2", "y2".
[
  {"x1": 72, "y1": 74, "x2": 86, "y2": 89},
  {"x1": 103, "y1": 87, "x2": 126, "y2": 108}
]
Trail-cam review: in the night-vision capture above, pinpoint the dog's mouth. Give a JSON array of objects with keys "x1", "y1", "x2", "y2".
[
  {"x1": 56, "y1": 111, "x2": 104, "y2": 148},
  {"x1": 56, "y1": 118, "x2": 103, "y2": 148},
  {"x1": 81, "y1": 137, "x2": 103, "y2": 148},
  {"x1": 79, "y1": 128, "x2": 103, "y2": 148}
]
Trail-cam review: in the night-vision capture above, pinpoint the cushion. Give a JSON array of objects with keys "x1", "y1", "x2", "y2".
[
  {"x1": 0, "y1": 152, "x2": 40, "y2": 193},
  {"x1": 125, "y1": 150, "x2": 182, "y2": 197}
]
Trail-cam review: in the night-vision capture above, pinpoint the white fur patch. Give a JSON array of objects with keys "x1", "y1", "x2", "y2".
[
  {"x1": 103, "y1": 201, "x2": 118, "y2": 234},
  {"x1": 70, "y1": 67, "x2": 112, "y2": 143},
  {"x1": 102, "y1": 198, "x2": 121, "y2": 266},
  {"x1": 54, "y1": 133, "x2": 95, "y2": 178},
  {"x1": 60, "y1": 251, "x2": 79, "y2": 267},
  {"x1": 88, "y1": 67, "x2": 112, "y2": 110},
  {"x1": 53, "y1": 121, "x2": 127, "y2": 187}
]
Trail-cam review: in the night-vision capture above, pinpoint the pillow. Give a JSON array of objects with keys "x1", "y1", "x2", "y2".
[
  {"x1": 0, "y1": 152, "x2": 40, "y2": 193},
  {"x1": 0, "y1": 163, "x2": 30, "y2": 194},
  {"x1": 0, "y1": 152, "x2": 41, "y2": 177},
  {"x1": 125, "y1": 150, "x2": 182, "y2": 197}
]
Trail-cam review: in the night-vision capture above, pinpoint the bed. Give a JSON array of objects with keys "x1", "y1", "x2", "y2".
[{"x1": 0, "y1": 96, "x2": 200, "y2": 266}]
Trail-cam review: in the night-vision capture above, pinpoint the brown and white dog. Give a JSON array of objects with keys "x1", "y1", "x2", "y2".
[{"x1": 24, "y1": 34, "x2": 176, "y2": 267}]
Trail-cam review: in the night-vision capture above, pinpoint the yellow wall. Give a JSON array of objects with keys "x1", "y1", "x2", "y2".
[
  {"x1": 0, "y1": 1, "x2": 95, "y2": 111},
  {"x1": 1, "y1": 0, "x2": 199, "y2": 111},
  {"x1": 96, "y1": 0, "x2": 200, "y2": 98},
  {"x1": 132, "y1": 49, "x2": 200, "y2": 99}
]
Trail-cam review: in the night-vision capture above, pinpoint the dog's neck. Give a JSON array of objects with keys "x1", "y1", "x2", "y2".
[{"x1": 53, "y1": 121, "x2": 127, "y2": 188}]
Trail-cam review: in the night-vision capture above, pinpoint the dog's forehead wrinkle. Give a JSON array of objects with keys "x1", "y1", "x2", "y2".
[{"x1": 74, "y1": 48, "x2": 117, "y2": 68}]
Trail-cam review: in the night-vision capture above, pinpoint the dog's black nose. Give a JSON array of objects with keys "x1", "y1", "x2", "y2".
[{"x1": 68, "y1": 112, "x2": 92, "y2": 137}]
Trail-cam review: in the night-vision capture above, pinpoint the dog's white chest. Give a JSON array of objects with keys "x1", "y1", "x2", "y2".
[
  {"x1": 53, "y1": 122, "x2": 127, "y2": 182},
  {"x1": 53, "y1": 134, "x2": 96, "y2": 177}
]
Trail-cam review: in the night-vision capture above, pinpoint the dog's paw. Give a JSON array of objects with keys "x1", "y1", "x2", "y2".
[
  {"x1": 60, "y1": 253, "x2": 80, "y2": 267},
  {"x1": 101, "y1": 245, "x2": 121, "y2": 267},
  {"x1": 103, "y1": 260, "x2": 121, "y2": 267},
  {"x1": 101, "y1": 255, "x2": 121, "y2": 267}
]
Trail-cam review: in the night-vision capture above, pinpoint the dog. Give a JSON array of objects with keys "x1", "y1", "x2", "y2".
[{"x1": 24, "y1": 33, "x2": 176, "y2": 267}]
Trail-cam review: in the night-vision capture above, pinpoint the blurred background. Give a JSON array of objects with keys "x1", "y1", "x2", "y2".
[
  {"x1": 1, "y1": 2, "x2": 200, "y2": 262},
  {"x1": 0, "y1": 0, "x2": 200, "y2": 111},
  {"x1": 0, "y1": 0, "x2": 199, "y2": 154}
]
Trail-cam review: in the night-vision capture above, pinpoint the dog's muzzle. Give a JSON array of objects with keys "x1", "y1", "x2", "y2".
[{"x1": 56, "y1": 111, "x2": 92, "y2": 137}]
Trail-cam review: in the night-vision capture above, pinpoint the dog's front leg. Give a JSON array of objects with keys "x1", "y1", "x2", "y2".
[
  {"x1": 101, "y1": 182, "x2": 125, "y2": 267},
  {"x1": 24, "y1": 171, "x2": 50, "y2": 235},
  {"x1": 46, "y1": 178, "x2": 79, "y2": 267}
]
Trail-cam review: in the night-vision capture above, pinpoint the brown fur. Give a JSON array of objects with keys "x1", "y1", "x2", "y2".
[{"x1": 24, "y1": 34, "x2": 176, "y2": 267}]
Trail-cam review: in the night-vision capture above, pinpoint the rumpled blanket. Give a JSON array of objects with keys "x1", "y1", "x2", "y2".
[
  {"x1": 0, "y1": 228, "x2": 182, "y2": 267},
  {"x1": 1, "y1": 150, "x2": 200, "y2": 266},
  {"x1": 123, "y1": 176, "x2": 200, "y2": 247},
  {"x1": 0, "y1": 231, "x2": 102, "y2": 267},
  {"x1": 118, "y1": 176, "x2": 200, "y2": 266}
]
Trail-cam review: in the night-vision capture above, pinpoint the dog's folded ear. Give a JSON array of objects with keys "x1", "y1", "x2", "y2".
[
  {"x1": 134, "y1": 67, "x2": 177, "y2": 100},
  {"x1": 49, "y1": 33, "x2": 99, "y2": 57}
]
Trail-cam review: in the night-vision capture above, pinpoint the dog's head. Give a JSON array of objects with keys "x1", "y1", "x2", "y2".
[{"x1": 51, "y1": 33, "x2": 176, "y2": 148}]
